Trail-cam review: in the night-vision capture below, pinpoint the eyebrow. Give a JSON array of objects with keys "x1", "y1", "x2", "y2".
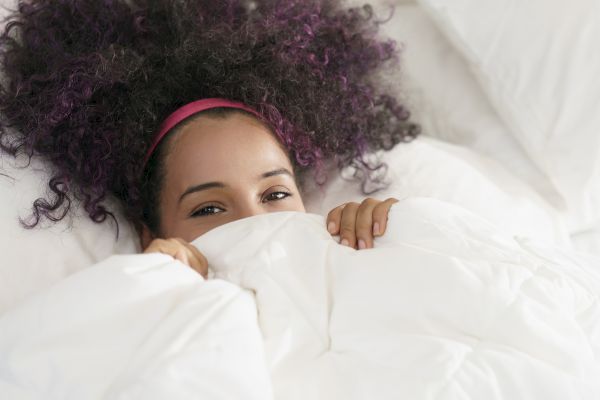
[
  {"x1": 177, "y1": 167, "x2": 294, "y2": 205},
  {"x1": 260, "y1": 167, "x2": 293, "y2": 179}
]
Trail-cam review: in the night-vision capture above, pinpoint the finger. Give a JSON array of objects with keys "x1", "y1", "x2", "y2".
[
  {"x1": 145, "y1": 238, "x2": 190, "y2": 266},
  {"x1": 326, "y1": 203, "x2": 346, "y2": 235},
  {"x1": 185, "y1": 244, "x2": 209, "y2": 278},
  {"x1": 172, "y1": 238, "x2": 208, "y2": 277},
  {"x1": 142, "y1": 238, "x2": 168, "y2": 254},
  {"x1": 372, "y1": 198, "x2": 399, "y2": 236},
  {"x1": 173, "y1": 247, "x2": 190, "y2": 266},
  {"x1": 355, "y1": 198, "x2": 378, "y2": 249},
  {"x1": 169, "y1": 238, "x2": 189, "y2": 262},
  {"x1": 339, "y1": 202, "x2": 360, "y2": 248},
  {"x1": 144, "y1": 239, "x2": 181, "y2": 257}
]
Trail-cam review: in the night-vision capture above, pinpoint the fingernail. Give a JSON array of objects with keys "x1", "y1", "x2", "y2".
[
  {"x1": 358, "y1": 239, "x2": 366, "y2": 250},
  {"x1": 373, "y1": 222, "x2": 380, "y2": 236},
  {"x1": 341, "y1": 238, "x2": 349, "y2": 247},
  {"x1": 327, "y1": 221, "x2": 336, "y2": 234}
]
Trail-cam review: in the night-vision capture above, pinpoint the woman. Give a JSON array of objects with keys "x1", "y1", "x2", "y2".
[
  {"x1": 139, "y1": 98, "x2": 401, "y2": 276},
  {"x1": 0, "y1": 0, "x2": 419, "y2": 275}
]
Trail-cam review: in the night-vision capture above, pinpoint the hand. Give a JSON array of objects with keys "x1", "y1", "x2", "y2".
[
  {"x1": 143, "y1": 237, "x2": 209, "y2": 278},
  {"x1": 326, "y1": 197, "x2": 398, "y2": 250}
]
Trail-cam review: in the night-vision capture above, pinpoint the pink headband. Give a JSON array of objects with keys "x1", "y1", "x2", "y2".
[{"x1": 143, "y1": 98, "x2": 263, "y2": 167}]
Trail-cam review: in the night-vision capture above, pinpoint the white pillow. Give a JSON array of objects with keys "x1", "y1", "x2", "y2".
[
  {"x1": 0, "y1": 153, "x2": 140, "y2": 315},
  {"x1": 376, "y1": 3, "x2": 564, "y2": 210},
  {"x1": 418, "y1": 0, "x2": 600, "y2": 233},
  {"x1": 303, "y1": 136, "x2": 570, "y2": 248}
]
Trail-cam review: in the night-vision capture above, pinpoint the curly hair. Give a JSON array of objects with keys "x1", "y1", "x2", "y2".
[{"x1": 0, "y1": 0, "x2": 419, "y2": 235}]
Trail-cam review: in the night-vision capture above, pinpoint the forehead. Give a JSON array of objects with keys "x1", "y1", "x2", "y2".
[{"x1": 163, "y1": 112, "x2": 292, "y2": 187}]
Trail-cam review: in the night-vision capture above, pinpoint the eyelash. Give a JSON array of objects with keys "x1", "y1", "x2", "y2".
[
  {"x1": 262, "y1": 190, "x2": 292, "y2": 203},
  {"x1": 190, "y1": 191, "x2": 292, "y2": 218},
  {"x1": 190, "y1": 204, "x2": 225, "y2": 218}
]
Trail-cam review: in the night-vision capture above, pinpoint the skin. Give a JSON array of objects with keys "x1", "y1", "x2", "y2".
[{"x1": 142, "y1": 112, "x2": 397, "y2": 278}]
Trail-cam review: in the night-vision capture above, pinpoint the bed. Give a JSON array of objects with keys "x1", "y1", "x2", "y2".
[{"x1": 1, "y1": 0, "x2": 599, "y2": 398}]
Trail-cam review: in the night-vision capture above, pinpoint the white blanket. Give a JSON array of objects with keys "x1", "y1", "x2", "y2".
[{"x1": 1, "y1": 198, "x2": 599, "y2": 399}]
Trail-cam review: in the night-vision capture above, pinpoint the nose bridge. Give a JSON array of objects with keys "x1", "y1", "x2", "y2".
[{"x1": 237, "y1": 196, "x2": 265, "y2": 219}]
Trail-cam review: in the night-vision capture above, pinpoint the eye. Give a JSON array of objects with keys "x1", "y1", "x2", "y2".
[
  {"x1": 262, "y1": 190, "x2": 291, "y2": 203},
  {"x1": 190, "y1": 204, "x2": 225, "y2": 218}
]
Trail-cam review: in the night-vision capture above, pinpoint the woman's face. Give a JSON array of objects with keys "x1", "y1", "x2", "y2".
[{"x1": 148, "y1": 112, "x2": 305, "y2": 244}]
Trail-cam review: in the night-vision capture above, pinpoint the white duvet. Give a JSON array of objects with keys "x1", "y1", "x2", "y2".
[{"x1": 1, "y1": 197, "x2": 599, "y2": 399}]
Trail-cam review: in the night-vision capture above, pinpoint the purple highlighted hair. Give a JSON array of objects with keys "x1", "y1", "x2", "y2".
[{"x1": 0, "y1": 0, "x2": 419, "y2": 235}]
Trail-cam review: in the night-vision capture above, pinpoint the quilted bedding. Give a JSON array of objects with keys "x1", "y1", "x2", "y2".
[{"x1": 1, "y1": 197, "x2": 599, "y2": 399}]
